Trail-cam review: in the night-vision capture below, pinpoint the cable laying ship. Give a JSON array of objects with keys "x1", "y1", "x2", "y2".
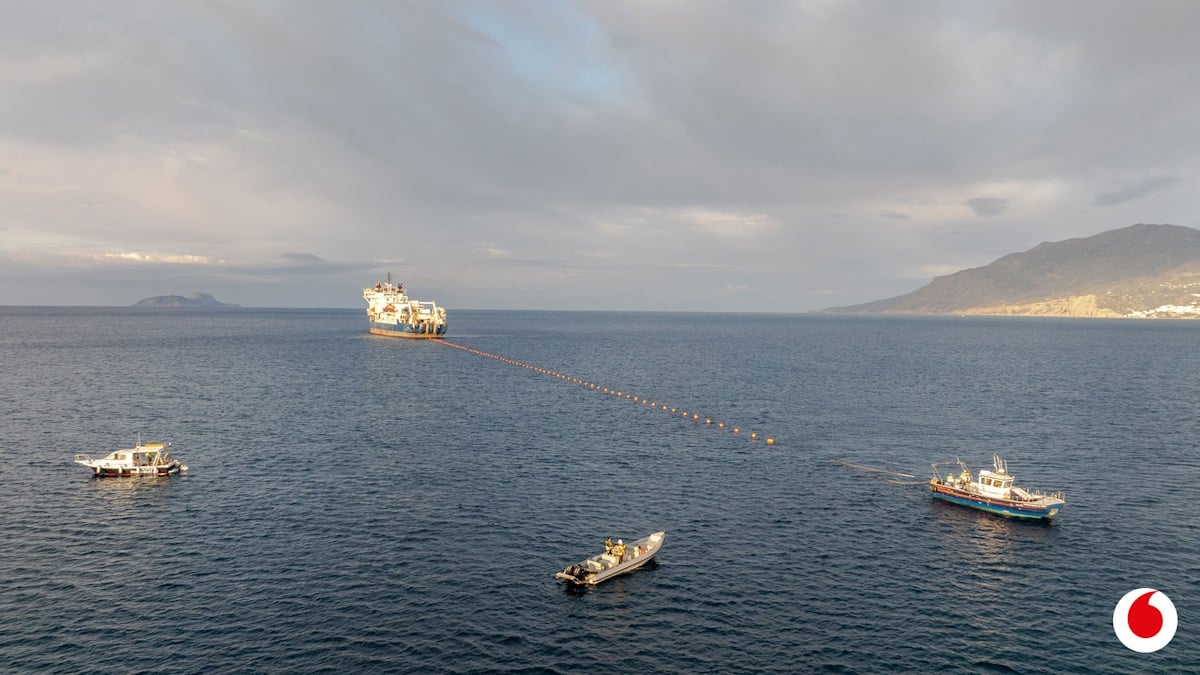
[{"x1": 363, "y1": 274, "x2": 447, "y2": 338}]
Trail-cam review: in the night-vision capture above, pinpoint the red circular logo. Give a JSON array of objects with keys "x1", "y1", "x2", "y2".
[{"x1": 1114, "y1": 588, "x2": 1177, "y2": 653}]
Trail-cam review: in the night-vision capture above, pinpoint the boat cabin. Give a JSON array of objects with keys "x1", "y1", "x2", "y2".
[
  {"x1": 98, "y1": 443, "x2": 170, "y2": 467},
  {"x1": 977, "y1": 468, "x2": 1013, "y2": 498}
]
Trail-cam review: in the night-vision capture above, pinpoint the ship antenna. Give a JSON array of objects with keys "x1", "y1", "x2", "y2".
[{"x1": 387, "y1": 271, "x2": 392, "y2": 287}]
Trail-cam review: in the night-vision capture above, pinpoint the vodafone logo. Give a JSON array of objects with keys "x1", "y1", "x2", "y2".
[{"x1": 1113, "y1": 588, "x2": 1177, "y2": 653}]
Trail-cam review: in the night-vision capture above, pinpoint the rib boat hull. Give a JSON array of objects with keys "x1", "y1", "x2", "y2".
[{"x1": 556, "y1": 531, "x2": 665, "y2": 586}]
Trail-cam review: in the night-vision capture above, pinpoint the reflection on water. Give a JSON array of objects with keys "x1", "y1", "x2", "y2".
[
  {"x1": 931, "y1": 500, "x2": 1057, "y2": 559},
  {"x1": 80, "y1": 475, "x2": 180, "y2": 523},
  {"x1": 928, "y1": 501, "x2": 1066, "y2": 646},
  {"x1": 930, "y1": 500, "x2": 1061, "y2": 592}
]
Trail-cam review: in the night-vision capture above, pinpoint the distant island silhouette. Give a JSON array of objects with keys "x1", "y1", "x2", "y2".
[
  {"x1": 825, "y1": 223, "x2": 1200, "y2": 318},
  {"x1": 132, "y1": 292, "x2": 240, "y2": 308}
]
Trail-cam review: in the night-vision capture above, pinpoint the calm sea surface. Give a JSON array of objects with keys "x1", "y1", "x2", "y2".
[{"x1": 0, "y1": 308, "x2": 1197, "y2": 673}]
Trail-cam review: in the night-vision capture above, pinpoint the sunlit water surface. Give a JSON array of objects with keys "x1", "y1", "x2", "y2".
[{"x1": 0, "y1": 308, "x2": 1196, "y2": 672}]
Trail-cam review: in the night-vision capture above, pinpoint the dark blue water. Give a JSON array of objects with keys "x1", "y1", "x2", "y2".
[{"x1": 1, "y1": 308, "x2": 1196, "y2": 673}]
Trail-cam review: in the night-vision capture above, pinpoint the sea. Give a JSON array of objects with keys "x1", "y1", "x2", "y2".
[{"x1": 0, "y1": 307, "x2": 1196, "y2": 674}]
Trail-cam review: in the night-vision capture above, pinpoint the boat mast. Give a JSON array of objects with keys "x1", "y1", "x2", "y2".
[{"x1": 992, "y1": 454, "x2": 1007, "y2": 474}]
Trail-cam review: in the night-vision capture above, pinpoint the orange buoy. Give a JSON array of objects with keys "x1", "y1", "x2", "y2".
[
  {"x1": 766, "y1": 438, "x2": 775, "y2": 445},
  {"x1": 718, "y1": 422, "x2": 725, "y2": 429},
  {"x1": 705, "y1": 418, "x2": 712, "y2": 425},
  {"x1": 751, "y1": 432, "x2": 758, "y2": 439},
  {"x1": 733, "y1": 427, "x2": 739, "y2": 434}
]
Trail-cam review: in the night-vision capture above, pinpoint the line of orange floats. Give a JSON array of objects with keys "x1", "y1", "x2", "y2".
[{"x1": 439, "y1": 340, "x2": 775, "y2": 445}]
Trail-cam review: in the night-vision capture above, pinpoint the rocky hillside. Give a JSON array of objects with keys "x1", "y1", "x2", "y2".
[
  {"x1": 132, "y1": 292, "x2": 240, "y2": 308},
  {"x1": 828, "y1": 224, "x2": 1200, "y2": 318}
]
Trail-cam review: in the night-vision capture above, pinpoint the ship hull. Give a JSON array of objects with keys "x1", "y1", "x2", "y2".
[
  {"x1": 91, "y1": 463, "x2": 181, "y2": 478},
  {"x1": 931, "y1": 484, "x2": 1062, "y2": 519},
  {"x1": 368, "y1": 321, "x2": 447, "y2": 338}
]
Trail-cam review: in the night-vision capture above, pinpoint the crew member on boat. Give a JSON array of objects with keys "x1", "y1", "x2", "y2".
[
  {"x1": 614, "y1": 540, "x2": 626, "y2": 563},
  {"x1": 604, "y1": 537, "x2": 613, "y2": 555}
]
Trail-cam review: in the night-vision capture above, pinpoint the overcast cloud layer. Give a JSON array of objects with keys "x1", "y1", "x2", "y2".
[{"x1": 2, "y1": 0, "x2": 1197, "y2": 310}]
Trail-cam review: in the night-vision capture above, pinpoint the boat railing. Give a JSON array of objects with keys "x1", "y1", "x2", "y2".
[
  {"x1": 415, "y1": 302, "x2": 442, "y2": 316},
  {"x1": 1015, "y1": 486, "x2": 1066, "y2": 502},
  {"x1": 74, "y1": 453, "x2": 94, "y2": 463},
  {"x1": 1034, "y1": 489, "x2": 1065, "y2": 501}
]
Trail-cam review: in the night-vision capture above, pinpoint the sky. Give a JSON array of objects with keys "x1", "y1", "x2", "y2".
[{"x1": 2, "y1": 0, "x2": 1198, "y2": 311}]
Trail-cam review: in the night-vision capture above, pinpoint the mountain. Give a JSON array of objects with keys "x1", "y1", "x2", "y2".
[
  {"x1": 132, "y1": 292, "x2": 240, "y2": 308},
  {"x1": 828, "y1": 223, "x2": 1200, "y2": 318}
]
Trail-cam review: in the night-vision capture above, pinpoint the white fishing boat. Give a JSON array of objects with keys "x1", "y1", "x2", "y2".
[
  {"x1": 74, "y1": 436, "x2": 187, "y2": 478},
  {"x1": 555, "y1": 531, "x2": 665, "y2": 586}
]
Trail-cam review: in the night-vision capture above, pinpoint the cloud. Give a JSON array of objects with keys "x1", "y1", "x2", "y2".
[
  {"x1": 94, "y1": 252, "x2": 222, "y2": 264},
  {"x1": 475, "y1": 243, "x2": 512, "y2": 258},
  {"x1": 281, "y1": 252, "x2": 325, "y2": 265},
  {"x1": 1094, "y1": 175, "x2": 1177, "y2": 206},
  {"x1": 3, "y1": 2, "x2": 1200, "y2": 310},
  {"x1": 0, "y1": 133, "x2": 348, "y2": 265},
  {"x1": 669, "y1": 262, "x2": 736, "y2": 270},
  {"x1": 914, "y1": 263, "x2": 971, "y2": 279},
  {"x1": 965, "y1": 197, "x2": 1009, "y2": 217},
  {"x1": 861, "y1": 179, "x2": 1064, "y2": 228},
  {"x1": 680, "y1": 209, "x2": 776, "y2": 238},
  {"x1": 596, "y1": 207, "x2": 776, "y2": 238}
]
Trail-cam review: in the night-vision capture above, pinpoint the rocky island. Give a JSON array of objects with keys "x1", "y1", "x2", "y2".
[
  {"x1": 132, "y1": 292, "x2": 240, "y2": 308},
  {"x1": 827, "y1": 223, "x2": 1200, "y2": 318}
]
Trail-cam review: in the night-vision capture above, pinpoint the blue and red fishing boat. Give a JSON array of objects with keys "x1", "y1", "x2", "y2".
[{"x1": 930, "y1": 455, "x2": 1064, "y2": 519}]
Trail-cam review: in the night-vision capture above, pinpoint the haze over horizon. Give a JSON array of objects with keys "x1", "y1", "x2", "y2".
[{"x1": 3, "y1": 1, "x2": 1198, "y2": 311}]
